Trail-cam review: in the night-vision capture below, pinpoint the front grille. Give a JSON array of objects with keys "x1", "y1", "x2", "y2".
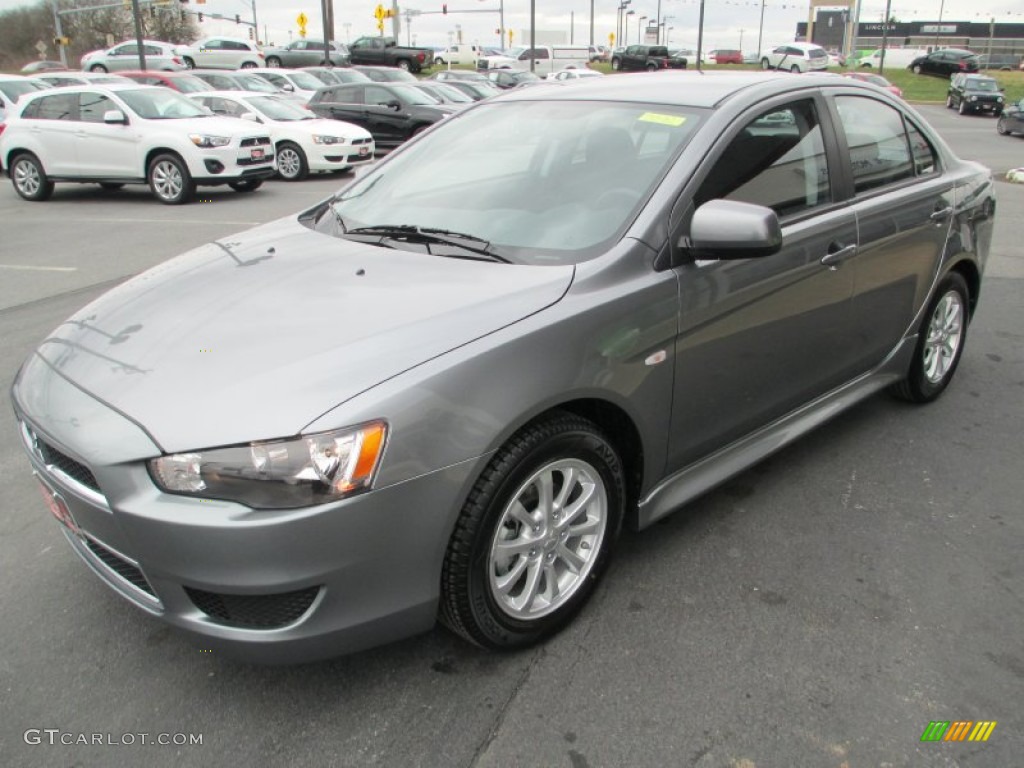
[
  {"x1": 351, "y1": 137, "x2": 372, "y2": 145},
  {"x1": 238, "y1": 155, "x2": 274, "y2": 166},
  {"x1": 185, "y1": 586, "x2": 319, "y2": 629},
  {"x1": 37, "y1": 438, "x2": 100, "y2": 493},
  {"x1": 240, "y1": 136, "x2": 272, "y2": 147},
  {"x1": 83, "y1": 536, "x2": 157, "y2": 598}
]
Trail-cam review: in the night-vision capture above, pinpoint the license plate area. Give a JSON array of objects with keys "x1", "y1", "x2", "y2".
[
  {"x1": 358, "y1": 146, "x2": 370, "y2": 156},
  {"x1": 250, "y1": 147, "x2": 265, "y2": 160}
]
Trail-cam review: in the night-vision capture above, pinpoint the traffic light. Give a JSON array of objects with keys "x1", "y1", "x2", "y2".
[
  {"x1": 235, "y1": 13, "x2": 240, "y2": 24},
  {"x1": 442, "y1": 4, "x2": 447, "y2": 14},
  {"x1": 197, "y1": 11, "x2": 203, "y2": 21},
  {"x1": 248, "y1": 28, "x2": 254, "y2": 39}
]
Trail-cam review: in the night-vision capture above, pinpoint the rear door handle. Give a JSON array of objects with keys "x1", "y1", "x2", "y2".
[{"x1": 820, "y1": 243, "x2": 858, "y2": 269}]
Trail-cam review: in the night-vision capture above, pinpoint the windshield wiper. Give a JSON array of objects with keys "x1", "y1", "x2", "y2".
[{"x1": 344, "y1": 225, "x2": 510, "y2": 263}]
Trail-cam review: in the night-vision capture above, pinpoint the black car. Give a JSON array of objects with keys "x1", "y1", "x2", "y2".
[
  {"x1": 610, "y1": 45, "x2": 673, "y2": 72},
  {"x1": 350, "y1": 65, "x2": 418, "y2": 83},
  {"x1": 307, "y1": 82, "x2": 457, "y2": 148},
  {"x1": 979, "y1": 53, "x2": 1021, "y2": 71},
  {"x1": 438, "y1": 79, "x2": 501, "y2": 101},
  {"x1": 908, "y1": 48, "x2": 979, "y2": 78},
  {"x1": 996, "y1": 97, "x2": 1024, "y2": 136},
  {"x1": 947, "y1": 73, "x2": 1005, "y2": 116},
  {"x1": 487, "y1": 70, "x2": 541, "y2": 89}
]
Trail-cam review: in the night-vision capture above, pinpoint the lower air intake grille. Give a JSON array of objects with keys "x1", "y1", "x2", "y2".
[
  {"x1": 83, "y1": 537, "x2": 156, "y2": 597},
  {"x1": 185, "y1": 586, "x2": 319, "y2": 629}
]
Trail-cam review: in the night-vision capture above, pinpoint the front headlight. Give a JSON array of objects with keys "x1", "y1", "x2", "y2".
[
  {"x1": 189, "y1": 134, "x2": 231, "y2": 148},
  {"x1": 149, "y1": 421, "x2": 387, "y2": 509},
  {"x1": 312, "y1": 135, "x2": 345, "y2": 145},
  {"x1": 969, "y1": 95, "x2": 977, "y2": 102}
]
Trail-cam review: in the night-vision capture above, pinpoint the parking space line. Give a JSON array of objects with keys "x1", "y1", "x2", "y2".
[{"x1": 0, "y1": 265, "x2": 78, "y2": 272}]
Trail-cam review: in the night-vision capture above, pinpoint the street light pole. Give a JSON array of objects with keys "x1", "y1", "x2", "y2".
[
  {"x1": 756, "y1": 0, "x2": 766, "y2": 60},
  {"x1": 638, "y1": 16, "x2": 646, "y2": 43}
]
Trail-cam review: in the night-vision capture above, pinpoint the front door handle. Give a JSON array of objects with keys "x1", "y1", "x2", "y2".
[
  {"x1": 820, "y1": 243, "x2": 858, "y2": 269},
  {"x1": 930, "y1": 206, "x2": 954, "y2": 223}
]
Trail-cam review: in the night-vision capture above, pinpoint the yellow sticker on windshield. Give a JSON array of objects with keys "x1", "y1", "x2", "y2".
[{"x1": 638, "y1": 112, "x2": 687, "y2": 127}]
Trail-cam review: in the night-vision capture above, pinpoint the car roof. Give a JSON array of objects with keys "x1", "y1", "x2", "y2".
[
  {"x1": 117, "y1": 70, "x2": 196, "y2": 78},
  {"x1": 495, "y1": 71, "x2": 874, "y2": 109}
]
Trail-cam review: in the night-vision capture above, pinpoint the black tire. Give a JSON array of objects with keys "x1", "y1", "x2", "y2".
[
  {"x1": 275, "y1": 141, "x2": 309, "y2": 181},
  {"x1": 98, "y1": 182, "x2": 124, "y2": 191},
  {"x1": 10, "y1": 153, "x2": 54, "y2": 201},
  {"x1": 760, "y1": 58, "x2": 770, "y2": 70},
  {"x1": 147, "y1": 153, "x2": 195, "y2": 205},
  {"x1": 183, "y1": 56, "x2": 195, "y2": 69},
  {"x1": 993, "y1": 109, "x2": 1002, "y2": 118},
  {"x1": 959, "y1": 99, "x2": 969, "y2": 115},
  {"x1": 89, "y1": 63, "x2": 108, "y2": 73},
  {"x1": 997, "y1": 117, "x2": 1009, "y2": 135},
  {"x1": 790, "y1": 64, "x2": 801, "y2": 73},
  {"x1": 611, "y1": 58, "x2": 621, "y2": 71},
  {"x1": 646, "y1": 63, "x2": 657, "y2": 72},
  {"x1": 890, "y1": 272, "x2": 970, "y2": 403},
  {"x1": 240, "y1": 61, "x2": 258, "y2": 69},
  {"x1": 265, "y1": 56, "x2": 282, "y2": 68},
  {"x1": 912, "y1": 64, "x2": 923, "y2": 74},
  {"x1": 439, "y1": 412, "x2": 625, "y2": 650},
  {"x1": 945, "y1": 94, "x2": 953, "y2": 108},
  {"x1": 229, "y1": 179, "x2": 263, "y2": 192},
  {"x1": 396, "y1": 59, "x2": 411, "y2": 71},
  {"x1": 434, "y1": 57, "x2": 444, "y2": 66},
  {"x1": 411, "y1": 124, "x2": 431, "y2": 137}
]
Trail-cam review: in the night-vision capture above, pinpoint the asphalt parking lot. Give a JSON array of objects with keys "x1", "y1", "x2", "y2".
[{"x1": 1, "y1": 106, "x2": 1022, "y2": 767}]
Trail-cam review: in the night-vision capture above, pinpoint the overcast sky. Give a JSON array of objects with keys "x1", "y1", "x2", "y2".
[{"x1": 3, "y1": 0, "x2": 1023, "y2": 52}]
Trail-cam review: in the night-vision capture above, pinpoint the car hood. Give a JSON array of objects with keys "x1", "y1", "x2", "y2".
[
  {"x1": 278, "y1": 117, "x2": 372, "y2": 139},
  {"x1": 33, "y1": 216, "x2": 574, "y2": 453}
]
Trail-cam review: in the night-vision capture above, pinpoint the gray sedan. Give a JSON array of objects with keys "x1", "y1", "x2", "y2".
[{"x1": 12, "y1": 72, "x2": 994, "y2": 662}]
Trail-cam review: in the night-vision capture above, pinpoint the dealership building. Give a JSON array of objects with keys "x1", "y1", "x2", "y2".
[{"x1": 796, "y1": 13, "x2": 1024, "y2": 61}]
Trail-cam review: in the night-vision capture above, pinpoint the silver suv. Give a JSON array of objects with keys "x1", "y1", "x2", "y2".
[{"x1": 80, "y1": 39, "x2": 187, "y2": 72}]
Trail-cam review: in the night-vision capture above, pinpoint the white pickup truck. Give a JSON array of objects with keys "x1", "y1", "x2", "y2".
[{"x1": 477, "y1": 45, "x2": 591, "y2": 74}]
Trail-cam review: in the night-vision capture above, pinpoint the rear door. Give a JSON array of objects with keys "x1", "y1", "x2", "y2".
[
  {"x1": 667, "y1": 96, "x2": 859, "y2": 469},
  {"x1": 829, "y1": 93, "x2": 955, "y2": 371}
]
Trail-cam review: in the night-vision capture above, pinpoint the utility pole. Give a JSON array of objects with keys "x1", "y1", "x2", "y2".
[
  {"x1": 49, "y1": 0, "x2": 67, "y2": 67},
  {"x1": 130, "y1": 0, "x2": 146, "y2": 70}
]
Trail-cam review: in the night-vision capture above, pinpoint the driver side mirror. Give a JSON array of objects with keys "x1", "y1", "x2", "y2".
[
  {"x1": 282, "y1": 83, "x2": 295, "y2": 92},
  {"x1": 103, "y1": 109, "x2": 128, "y2": 125},
  {"x1": 384, "y1": 99, "x2": 401, "y2": 110},
  {"x1": 240, "y1": 112, "x2": 261, "y2": 122},
  {"x1": 683, "y1": 199, "x2": 782, "y2": 260}
]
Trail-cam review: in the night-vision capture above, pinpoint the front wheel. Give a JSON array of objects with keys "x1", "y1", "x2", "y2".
[
  {"x1": 240, "y1": 61, "x2": 258, "y2": 69},
  {"x1": 912, "y1": 64, "x2": 923, "y2": 74},
  {"x1": 611, "y1": 58, "x2": 621, "y2": 71},
  {"x1": 760, "y1": 58, "x2": 770, "y2": 70},
  {"x1": 276, "y1": 142, "x2": 309, "y2": 181},
  {"x1": 439, "y1": 412, "x2": 625, "y2": 650},
  {"x1": 646, "y1": 63, "x2": 657, "y2": 72},
  {"x1": 89, "y1": 64, "x2": 108, "y2": 73},
  {"x1": 790, "y1": 64, "x2": 801, "y2": 73},
  {"x1": 183, "y1": 56, "x2": 195, "y2": 69},
  {"x1": 945, "y1": 94, "x2": 953, "y2": 108},
  {"x1": 997, "y1": 117, "x2": 1009, "y2": 135},
  {"x1": 958, "y1": 99, "x2": 968, "y2": 115},
  {"x1": 10, "y1": 153, "x2": 54, "y2": 201},
  {"x1": 890, "y1": 273, "x2": 970, "y2": 403},
  {"x1": 148, "y1": 153, "x2": 195, "y2": 205},
  {"x1": 265, "y1": 56, "x2": 282, "y2": 68}
]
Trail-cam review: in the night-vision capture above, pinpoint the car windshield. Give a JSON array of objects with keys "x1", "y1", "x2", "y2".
[
  {"x1": 236, "y1": 75, "x2": 280, "y2": 93},
  {"x1": 434, "y1": 84, "x2": 473, "y2": 102},
  {"x1": 326, "y1": 100, "x2": 702, "y2": 264},
  {"x1": 465, "y1": 83, "x2": 501, "y2": 98},
  {"x1": 169, "y1": 75, "x2": 213, "y2": 93},
  {"x1": 966, "y1": 79, "x2": 998, "y2": 92},
  {"x1": 0, "y1": 80, "x2": 48, "y2": 100},
  {"x1": 864, "y1": 75, "x2": 889, "y2": 86},
  {"x1": 287, "y1": 72, "x2": 324, "y2": 90},
  {"x1": 392, "y1": 85, "x2": 442, "y2": 105},
  {"x1": 118, "y1": 88, "x2": 208, "y2": 119},
  {"x1": 306, "y1": 69, "x2": 341, "y2": 84},
  {"x1": 247, "y1": 96, "x2": 314, "y2": 120}
]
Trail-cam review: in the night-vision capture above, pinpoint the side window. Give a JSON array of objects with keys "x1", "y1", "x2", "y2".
[
  {"x1": 366, "y1": 86, "x2": 393, "y2": 105},
  {"x1": 79, "y1": 92, "x2": 116, "y2": 122},
  {"x1": 115, "y1": 44, "x2": 137, "y2": 56},
  {"x1": 262, "y1": 73, "x2": 285, "y2": 87},
  {"x1": 835, "y1": 96, "x2": 914, "y2": 194},
  {"x1": 695, "y1": 99, "x2": 831, "y2": 218},
  {"x1": 906, "y1": 121, "x2": 938, "y2": 176},
  {"x1": 204, "y1": 39, "x2": 222, "y2": 50},
  {"x1": 144, "y1": 45, "x2": 162, "y2": 56},
  {"x1": 35, "y1": 93, "x2": 79, "y2": 121}
]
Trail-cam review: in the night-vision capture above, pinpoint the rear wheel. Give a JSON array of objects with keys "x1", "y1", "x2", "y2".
[
  {"x1": 10, "y1": 153, "x2": 54, "y2": 201},
  {"x1": 760, "y1": 58, "x2": 770, "y2": 70},
  {"x1": 148, "y1": 153, "x2": 195, "y2": 205},
  {"x1": 183, "y1": 56, "x2": 195, "y2": 69},
  {"x1": 912, "y1": 64, "x2": 923, "y2": 74},
  {"x1": 396, "y1": 59, "x2": 411, "y2": 71},
  {"x1": 611, "y1": 58, "x2": 621, "y2": 71},
  {"x1": 890, "y1": 273, "x2": 969, "y2": 403},
  {"x1": 945, "y1": 94, "x2": 953, "y2": 108},
  {"x1": 89, "y1": 64, "x2": 108, "y2": 73},
  {"x1": 439, "y1": 412, "x2": 625, "y2": 650},
  {"x1": 997, "y1": 116, "x2": 1009, "y2": 134},
  {"x1": 240, "y1": 61, "x2": 258, "y2": 69},
  {"x1": 275, "y1": 142, "x2": 309, "y2": 181},
  {"x1": 790, "y1": 64, "x2": 801, "y2": 73},
  {"x1": 228, "y1": 179, "x2": 263, "y2": 192},
  {"x1": 265, "y1": 56, "x2": 282, "y2": 68},
  {"x1": 646, "y1": 63, "x2": 657, "y2": 72}
]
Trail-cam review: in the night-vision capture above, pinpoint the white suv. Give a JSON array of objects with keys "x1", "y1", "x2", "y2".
[
  {"x1": 0, "y1": 83, "x2": 275, "y2": 204},
  {"x1": 180, "y1": 37, "x2": 265, "y2": 70},
  {"x1": 760, "y1": 43, "x2": 829, "y2": 73}
]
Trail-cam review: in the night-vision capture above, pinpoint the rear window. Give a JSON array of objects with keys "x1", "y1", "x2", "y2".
[{"x1": 808, "y1": 48, "x2": 828, "y2": 59}]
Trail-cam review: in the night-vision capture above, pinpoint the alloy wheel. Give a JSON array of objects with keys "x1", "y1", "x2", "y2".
[{"x1": 922, "y1": 290, "x2": 964, "y2": 384}]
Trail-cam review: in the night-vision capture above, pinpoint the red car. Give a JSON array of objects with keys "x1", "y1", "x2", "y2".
[
  {"x1": 117, "y1": 70, "x2": 213, "y2": 94},
  {"x1": 840, "y1": 71, "x2": 903, "y2": 99},
  {"x1": 712, "y1": 49, "x2": 743, "y2": 65}
]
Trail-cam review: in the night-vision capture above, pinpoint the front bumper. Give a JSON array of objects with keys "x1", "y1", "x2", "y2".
[
  {"x1": 12, "y1": 354, "x2": 474, "y2": 663},
  {"x1": 307, "y1": 139, "x2": 376, "y2": 172},
  {"x1": 184, "y1": 136, "x2": 276, "y2": 184}
]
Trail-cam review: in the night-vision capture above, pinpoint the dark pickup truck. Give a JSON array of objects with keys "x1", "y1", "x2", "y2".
[
  {"x1": 347, "y1": 36, "x2": 433, "y2": 73},
  {"x1": 610, "y1": 45, "x2": 679, "y2": 72}
]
